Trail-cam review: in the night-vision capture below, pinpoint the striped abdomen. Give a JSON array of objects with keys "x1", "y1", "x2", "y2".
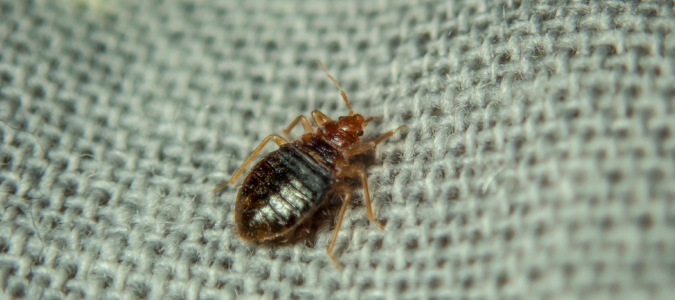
[{"x1": 235, "y1": 139, "x2": 341, "y2": 241}]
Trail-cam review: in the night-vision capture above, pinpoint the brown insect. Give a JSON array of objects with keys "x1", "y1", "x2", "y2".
[{"x1": 214, "y1": 60, "x2": 406, "y2": 268}]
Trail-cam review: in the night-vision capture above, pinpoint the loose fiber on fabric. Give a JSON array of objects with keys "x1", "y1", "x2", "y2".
[{"x1": 0, "y1": 0, "x2": 674, "y2": 299}]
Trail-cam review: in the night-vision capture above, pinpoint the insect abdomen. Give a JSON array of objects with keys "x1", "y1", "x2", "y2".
[{"x1": 235, "y1": 142, "x2": 335, "y2": 241}]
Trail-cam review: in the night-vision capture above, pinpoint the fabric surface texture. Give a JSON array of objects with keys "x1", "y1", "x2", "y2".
[{"x1": 0, "y1": 0, "x2": 674, "y2": 299}]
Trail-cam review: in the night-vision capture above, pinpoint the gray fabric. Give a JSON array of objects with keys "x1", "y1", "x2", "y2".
[{"x1": 1, "y1": 0, "x2": 673, "y2": 299}]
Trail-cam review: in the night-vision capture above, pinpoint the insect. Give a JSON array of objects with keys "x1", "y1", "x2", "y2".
[{"x1": 214, "y1": 60, "x2": 406, "y2": 268}]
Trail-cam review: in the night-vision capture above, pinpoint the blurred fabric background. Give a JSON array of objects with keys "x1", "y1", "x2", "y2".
[{"x1": 0, "y1": 0, "x2": 673, "y2": 299}]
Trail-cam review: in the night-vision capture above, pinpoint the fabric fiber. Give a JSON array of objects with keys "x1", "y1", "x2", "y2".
[{"x1": 0, "y1": 0, "x2": 674, "y2": 299}]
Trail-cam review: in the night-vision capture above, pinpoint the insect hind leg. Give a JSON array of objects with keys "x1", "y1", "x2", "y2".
[{"x1": 327, "y1": 184, "x2": 352, "y2": 269}]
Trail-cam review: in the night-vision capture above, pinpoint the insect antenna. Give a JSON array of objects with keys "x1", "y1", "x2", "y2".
[{"x1": 317, "y1": 60, "x2": 354, "y2": 116}]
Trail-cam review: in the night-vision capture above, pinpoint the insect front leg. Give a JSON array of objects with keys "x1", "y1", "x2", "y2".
[
  {"x1": 213, "y1": 134, "x2": 289, "y2": 192},
  {"x1": 283, "y1": 115, "x2": 314, "y2": 136},
  {"x1": 337, "y1": 165, "x2": 384, "y2": 230},
  {"x1": 311, "y1": 109, "x2": 332, "y2": 126},
  {"x1": 345, "y1": 125, "x2": 407, "y2": 156}
]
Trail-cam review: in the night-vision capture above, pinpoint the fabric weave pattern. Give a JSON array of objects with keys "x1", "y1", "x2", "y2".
[{"x1": 0, "y1": 0, "x2": 673, "y2": 299}]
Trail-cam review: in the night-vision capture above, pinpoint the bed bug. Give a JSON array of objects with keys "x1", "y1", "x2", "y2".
[{"x1": 214, "y1": 60, "x2": 406, "y2": 268}]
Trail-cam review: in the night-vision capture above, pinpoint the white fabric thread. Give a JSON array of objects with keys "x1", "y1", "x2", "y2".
[{"x1": 0, "y1": 0, "x2": 673, "y2": 299}]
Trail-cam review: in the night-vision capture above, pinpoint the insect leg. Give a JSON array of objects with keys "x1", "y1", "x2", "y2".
[
  {"x1": 283, "y1": 115, "x2": 314, "y2": 136},
  {"x1": 345, "y1": 125, "x2": 407, "y2": 156},
  {"x1": 311, "y1": 109, "x2": 333, "y2": 126},
  {"x1": 327, "y1": 185, "x2": 352, "y2": 269},
  {"x1": 337, "y1": 165, "x2": 384, "y2": 230},
  {"x1": 213, "y1": 134, "x2": 289, "y2": 192}
]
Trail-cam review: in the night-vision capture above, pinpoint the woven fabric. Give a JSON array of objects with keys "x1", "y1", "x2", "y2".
[{"x1": 1, "y1": 0, "x2": 674, "y2": 299}]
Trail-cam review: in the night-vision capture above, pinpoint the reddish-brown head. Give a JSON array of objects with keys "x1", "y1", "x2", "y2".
[
  {"x1": 315, "y1": 61, "x2": 384, "y2": 151},
  {"x1": 317, "y1": 114, "x2": 376, "y2": 149},
  {"x1": 336, "y1": 114, "x2": 366, "y2": 135}
]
